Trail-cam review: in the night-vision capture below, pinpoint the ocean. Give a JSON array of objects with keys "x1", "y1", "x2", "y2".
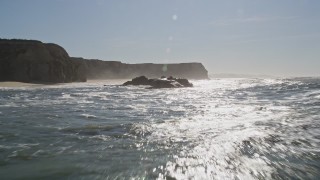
[{"x1": 0, "y1": 78, "x2": 319, "y2": 179}]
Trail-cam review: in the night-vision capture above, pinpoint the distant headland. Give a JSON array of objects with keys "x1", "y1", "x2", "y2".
[{"x1": 0, "y1": 39, "x2": 208, "y2": 83}]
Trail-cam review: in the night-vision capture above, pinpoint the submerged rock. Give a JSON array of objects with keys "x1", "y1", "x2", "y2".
[{"x1": 123, "y1": 76, "x2": 193, "y2": 89}]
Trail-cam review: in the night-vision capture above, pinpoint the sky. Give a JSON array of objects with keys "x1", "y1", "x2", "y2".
[{"x1": 1, "y1": 0, "x2": 320, "y2": 77}]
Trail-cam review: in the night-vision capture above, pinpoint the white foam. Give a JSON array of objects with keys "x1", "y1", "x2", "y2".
[
  {"x1": 129, "y1": 79, "x2": 295, "y2": 179},
  {"x1": 80, "y1": 114, "x2": 97, "y2": 119}
]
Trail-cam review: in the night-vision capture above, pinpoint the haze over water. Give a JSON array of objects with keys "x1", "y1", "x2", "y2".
[{"x1": 0, "y1": 78, "x2": 319, "y2": 179}]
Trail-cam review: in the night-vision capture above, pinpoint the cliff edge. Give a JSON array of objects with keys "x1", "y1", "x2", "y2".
[
  {"x1": 72, "y1": 58, "x2": 208, "y2": 80},
  {"x1": 0, "y1": 39, "x2": 208, "y2": 83},
  {"x1": 0, "y1": 39, "x2": 86, "y2": 83}
]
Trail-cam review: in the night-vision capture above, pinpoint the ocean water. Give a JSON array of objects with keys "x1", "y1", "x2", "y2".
[{"x1": 0, "y1": 78, "x2": 320, "y2": 179}]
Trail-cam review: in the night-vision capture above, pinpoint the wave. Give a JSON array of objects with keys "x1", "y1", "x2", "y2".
[{"x1": 0, "y1": 78, "x2": 319, "y2": 179}]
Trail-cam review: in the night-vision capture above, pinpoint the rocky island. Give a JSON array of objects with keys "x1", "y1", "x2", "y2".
[
  {"x1": 123, "y1": 76, "x2": 193, "y2": 89},
  {"x1": 0, "y1": 39, "x2": 209, "y2": 83}
]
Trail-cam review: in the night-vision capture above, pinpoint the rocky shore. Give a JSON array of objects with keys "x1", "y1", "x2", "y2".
[
  {"x1": 0, "y1": 39, "x2": 209, "y2": 83},
  {"x1": 123, "y1": 76, "x2": 193, "y2": 89}
]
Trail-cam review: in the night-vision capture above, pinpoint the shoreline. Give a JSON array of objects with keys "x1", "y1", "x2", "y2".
[
  {"x1": 0, "y1": 79, "x2": 129, "y2": 88},
  {"x1": 0, "y1": 81, "x2": 41, "y2": 87}
]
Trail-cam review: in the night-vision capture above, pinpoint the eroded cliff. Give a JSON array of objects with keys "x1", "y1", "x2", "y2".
[
  {"x1": 72, "y1": 57, "x2": 208, "y2": 80},
  {"x1": 0, "y1": 39, "x2": 86, "y2": 83},
  {"x1": 0, "y1": 39, "x2": 208, "y2": 83}
]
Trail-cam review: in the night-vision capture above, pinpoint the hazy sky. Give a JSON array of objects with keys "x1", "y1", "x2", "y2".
[{"x1": 1, "y1": 0, "x2": 320, "y2": 76}]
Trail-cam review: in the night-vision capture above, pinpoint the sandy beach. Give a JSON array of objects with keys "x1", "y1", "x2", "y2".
[{"x1": 0, "y1": 81, "x2": 41, "y2": 88}]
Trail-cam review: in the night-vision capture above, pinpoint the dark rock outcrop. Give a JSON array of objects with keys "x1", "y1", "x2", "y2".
[
  {"x1": 0, "y1": 39, "x2": 86, "y2": 83},
  {"x1": 123, "y1": 76, "x2": 193, "y2": 89}
]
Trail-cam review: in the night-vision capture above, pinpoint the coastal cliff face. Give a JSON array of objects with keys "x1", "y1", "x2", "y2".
[
  {"x1": 0, "y1": 39, "x2": 208, "y2": 83},
  {"x1": 72, "y1": 58, "x2": 208, "y2": 80},
  {"x1": 0, "y1": 39, "x2": 86, "y2": 83}
]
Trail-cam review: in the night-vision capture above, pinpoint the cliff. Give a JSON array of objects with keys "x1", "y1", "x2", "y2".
[
  {"x1": 0, "y1": 39, "x2": 86, "y2": 83},
  {"x1": 0, "y1": 39, "x2": 208, "y2": 83},
  {"x1": 72, "y1": 58, "x2": 208, "y2": 80}
]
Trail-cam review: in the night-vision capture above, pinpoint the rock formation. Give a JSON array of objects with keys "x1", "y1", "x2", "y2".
[
  {"x1": 121, "y1": 62, "x2": 208, "y2": 80},
  {"x1": 72, "y1": 57, "x2": 209, "y2": 80},
  {"x1": 123, "y1": 76, "x2": 193, "y2": 89},
  {"x1": 0, "y1": 39, "x2": 86, "y2": 83},
  {"x1": 0, "y1": 39, "x2": 209, "y2": 83}
]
